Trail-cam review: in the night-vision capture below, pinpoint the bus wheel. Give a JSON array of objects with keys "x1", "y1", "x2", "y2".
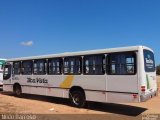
[
  {"x1": 14, "y1": 85, "x2": 22, "y2": 97},
  {"x1": 70, "y1": 91, "x2": 86, "y2": 108}
]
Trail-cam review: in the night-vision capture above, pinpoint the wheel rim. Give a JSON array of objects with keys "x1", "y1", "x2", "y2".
[{"x1": 72, "y1": 93, "x2": 82, "y2": 106}]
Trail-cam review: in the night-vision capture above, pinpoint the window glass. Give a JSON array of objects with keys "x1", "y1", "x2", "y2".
[
  {"x1": 126, "y1": 56, "x2": 135, "y2": 74},
  {"x1": 33, "y1": 59, "x2": 46, "y2": 75},
  {"x1": 143, "y1": 50, "x2": 155, "y2": 72},
  {"x1": 108, "y1": 52, "x2": 136, "y2": 75},
  {"x1": 83, "y1": 55, "x2": 105, "y2": 75},
  {"x1": 0, "y1": 60, "x2": 5, "y2": 70},
  {"x1": 13, "y1": 62, "x2": 21, "y2": 75},
  {"x1": 64, "y1": 57, "x2": 81, "y2": 74},
  {"x1": 3, "y1": 64, "x2": 11, "y2": 80},
  {"x1": 48, "y1": 58, "x2": 62, "y2": 74},
  {"x1": 22, "y1": 61, "x2": 33, "y2": 75}
]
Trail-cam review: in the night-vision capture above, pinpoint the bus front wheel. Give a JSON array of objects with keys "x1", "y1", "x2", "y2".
[
  {"x1": 70, "y1": 91, "x2": 86, "y2": 108},
  {"x1": 14, "y1": 84, "x2": 22, "y2": 97}
]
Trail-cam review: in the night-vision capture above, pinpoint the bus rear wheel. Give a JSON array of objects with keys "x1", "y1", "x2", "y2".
[{"x1": 70, "y1": 91, "x2": 86, "y2": 108}]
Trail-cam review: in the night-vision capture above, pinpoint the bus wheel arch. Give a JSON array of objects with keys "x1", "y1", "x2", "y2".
[
  {"x1": 13, "y1": 83, "x2": 22, "y2": 97},
  {"x1": 69, "y1": 86, "x2": 86, "y2": 108}
]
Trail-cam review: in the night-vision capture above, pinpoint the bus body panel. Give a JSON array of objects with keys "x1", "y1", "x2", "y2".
[
  {"x1": 107, "y1": 92, "x2": 139, "y2": 103},
  {"x1": 71, "y1": 75, "x2": 106, "y2": 91},
  {"x1": 71, "y1": 75, "x2": 106, "y2": 102},
  {"x1": 107, "y1": 75, "x2": 138, "y2": 93}
]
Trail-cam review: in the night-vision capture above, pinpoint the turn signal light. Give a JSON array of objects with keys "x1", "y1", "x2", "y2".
[{"x1": 141, "y1": 86, "x2": 145, "y2": 92}]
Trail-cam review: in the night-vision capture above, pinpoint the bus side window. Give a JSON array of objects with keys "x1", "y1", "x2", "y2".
[
  {"x1": 22, "y1": 61, "x2": 33, "y2": 75},
  {"x1": 33, "y1": 59, "x2": 46, "y2": 75},
  {"x1": 13, "y1": 61, "x2": 21, "y2": 75},
  {"x1": 63, "y1": 57, "x2": 82, "y2": 75},
  {"x1": 83, "y1": 55, "x2": 105, "y2": 75},
  {"x1": 48, "y1": 58, "x2": 62, "y2": 75},
  {"x1": 125, "y1": 55, "x2": 136, "y2": 74},
  {"x1": 108, "y1": 52, "x2": 136, "y2": 75}
]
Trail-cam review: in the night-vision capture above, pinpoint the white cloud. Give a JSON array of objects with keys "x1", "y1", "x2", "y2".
[{"x1": 21, "y1": 41, "x2": 33, "y2": 46}]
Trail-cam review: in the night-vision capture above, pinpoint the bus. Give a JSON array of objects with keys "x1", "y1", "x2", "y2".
[
  {"x1": 3, "y1": 46, "x2": 158, "y2": 107},
  {"x1": 0, "y1": 59, "x2": 6, "y2": 90}
]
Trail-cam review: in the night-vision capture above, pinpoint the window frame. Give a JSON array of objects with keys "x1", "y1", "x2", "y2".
[{"x1": 107, "y1": 51, "x2": 137, "y2": 75}]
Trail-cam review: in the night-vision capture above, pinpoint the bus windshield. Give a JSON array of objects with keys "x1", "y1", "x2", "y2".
[{"x1": 143, "y1": 50, "x2": 155, "y2": 72}]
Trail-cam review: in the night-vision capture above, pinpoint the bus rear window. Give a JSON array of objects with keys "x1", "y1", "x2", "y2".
[{"x1": 143, "y1": 50, "x2": 155, "y2": 72}]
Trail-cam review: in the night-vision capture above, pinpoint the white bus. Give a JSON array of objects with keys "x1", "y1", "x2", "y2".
[
  {"x1": 0, "y1": 59, "x2": 6, "y2": 90},
  {"x1": 3, "y1": 46, "x2": 157, "y2": 107}
]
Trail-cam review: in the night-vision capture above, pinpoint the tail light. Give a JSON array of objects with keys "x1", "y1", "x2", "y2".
[
  {"x1": 132, "y1": 94, "x2": 137, "y2": 98},
  {"x1": 141, "y1": 86, "x2": 145, "y2": 92}
]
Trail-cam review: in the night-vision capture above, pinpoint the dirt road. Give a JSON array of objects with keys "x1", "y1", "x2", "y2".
[{"x1": 0, "y1": 77, "x2": 160, "y2": 120}]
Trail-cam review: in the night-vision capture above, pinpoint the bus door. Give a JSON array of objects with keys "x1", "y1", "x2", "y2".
[
  {"x1": 0, "y1": 60, "x2": 5, "y2": 80},
  {"x1": 3, "y1": 64, "x2": 12, "y2": 84}
]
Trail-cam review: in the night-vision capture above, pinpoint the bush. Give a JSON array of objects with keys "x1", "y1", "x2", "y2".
[{"x1": 156, "y1": 65, "x2": 160, "y2": 75}]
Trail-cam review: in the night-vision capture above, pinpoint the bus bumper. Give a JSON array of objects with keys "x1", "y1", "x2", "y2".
[{"x1": 140, "y1": 91, "x2": 157, "y2": 102}]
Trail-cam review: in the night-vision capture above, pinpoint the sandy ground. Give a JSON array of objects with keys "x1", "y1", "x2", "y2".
[{"x1": 0, "y1": 77, "x2": 160, "y2": 120}]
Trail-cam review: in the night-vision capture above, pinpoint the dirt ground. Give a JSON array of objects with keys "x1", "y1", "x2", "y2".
[{"x1": 0, "y1": 77, "x2": 160, "y2": 120}]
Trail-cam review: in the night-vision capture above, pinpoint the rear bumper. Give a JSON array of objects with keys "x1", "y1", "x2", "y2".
[{"x1": 140, "y1": 91, "x2": 158, "y2": 102}]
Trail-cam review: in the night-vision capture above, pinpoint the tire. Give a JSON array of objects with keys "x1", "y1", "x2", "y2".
[
  {"x1": 70, "y1": 91, "x2": 86, "y2": 108},
  {"x1": 14, "y1": 85, "x2": 22, "y2": 97}
]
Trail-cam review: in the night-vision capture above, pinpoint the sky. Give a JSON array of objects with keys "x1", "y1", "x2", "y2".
[{"x1": 0, "y1": 0, "x2": 160, "y2": 65}]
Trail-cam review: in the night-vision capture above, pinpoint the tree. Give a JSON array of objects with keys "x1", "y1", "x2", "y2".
[{"x1": 156, "y1": 65, "x2": 160, "y2": 75}]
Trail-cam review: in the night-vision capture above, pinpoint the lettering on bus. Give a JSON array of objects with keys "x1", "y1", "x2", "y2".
[
  {"x1": 12, "y1": 76, "x2": 19, "y2": 80},
  {"x1": 27, "y1": 77, "x2": 48, "y2": 84}
]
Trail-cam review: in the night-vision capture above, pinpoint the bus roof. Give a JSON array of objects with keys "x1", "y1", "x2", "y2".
[{"x1": 6, "y1": 45, "x2": 153, "y2": 62}]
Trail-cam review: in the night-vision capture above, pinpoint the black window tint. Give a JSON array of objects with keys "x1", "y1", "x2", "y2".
[
  {"x1": 83, "y1": 55, "x2": 105, "y2": 75},
  {"x1": 108, "y1": 52, "x2": 136, "y2": 75},
  {"x1": 13, "y1": 62, "x2": 21, "y2": 75},
  {"x1": 22, "y1": 61, "x2": 33, "y2": 75},
  {"x1": 48, "y1": 58, "x2": 62, "y2": 74},
  {"x1": 64, "y1": 57, "x2": 81, "y2": 74},
  {"x1": 34, "y1": 59, "x2": 46, "y2": 75},
  {"x1": 143, "y1": 50, "x2": 155, "y2": 72}
]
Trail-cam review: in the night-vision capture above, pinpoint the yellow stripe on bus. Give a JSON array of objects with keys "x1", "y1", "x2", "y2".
[{"x1": 60, "y1": 75, "x2": 74, "y2": 88}]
